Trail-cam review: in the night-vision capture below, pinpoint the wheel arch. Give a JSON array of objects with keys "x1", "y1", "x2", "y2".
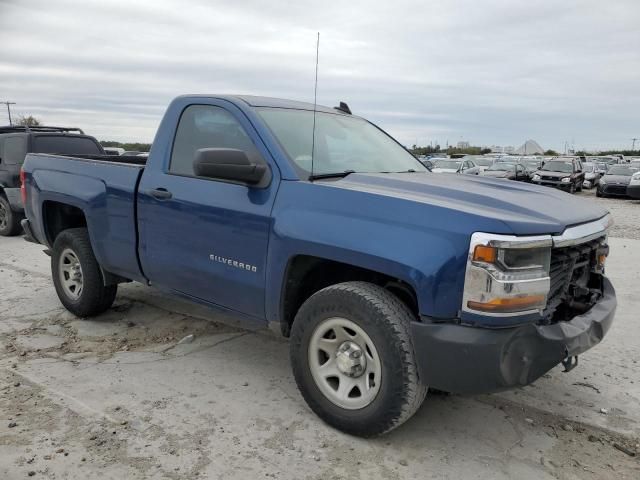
[{"x1": 277, "y1": 254, "x2": 420, "y2": 337}]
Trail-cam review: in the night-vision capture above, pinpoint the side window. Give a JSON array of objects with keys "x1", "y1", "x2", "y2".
[
  {"x1": 170, "y1": 105, "x2": 261, "y2": 177},
  {"x1": 3, "y1": 136, "x2": 28, "y2": 165}
]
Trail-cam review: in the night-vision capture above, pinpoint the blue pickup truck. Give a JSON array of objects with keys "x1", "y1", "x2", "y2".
[{"x1": 21, "y1": 95, "x2": 616, "y2": 436}]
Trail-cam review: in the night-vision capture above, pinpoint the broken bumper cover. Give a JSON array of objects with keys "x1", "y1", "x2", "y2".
[{"x1": 412, "y1": 277, "x2": 616, "y2": 395}]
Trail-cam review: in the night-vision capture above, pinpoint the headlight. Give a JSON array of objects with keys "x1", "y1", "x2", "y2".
[
  {"x1": 463, "y1": 233, "x2": 551, "y2": 316},
  {"x1": 599, "y1": 178, "x2": 607, "y2": 185},
  {"x1": 630, "y1": 173, "x2": 640, "y2": 186},
  {"x1": 532, "y1": 174, "x2": 540, "y2": 181},
  {"x1": 561, "y1": 177, "x2": 571, "y2": 183}
]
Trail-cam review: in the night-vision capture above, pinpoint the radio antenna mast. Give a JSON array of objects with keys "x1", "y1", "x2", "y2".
[{"x1": 310, "y1": 32, "x2": 320, "y2": 180}]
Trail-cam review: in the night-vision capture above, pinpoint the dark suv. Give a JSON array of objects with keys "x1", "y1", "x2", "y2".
[
  {"x1": 0, "y1": 125, "x2": 105, "y2": 236},
  {"x1": 531, "y1": 157, "x2": 585, "y2": 194}
]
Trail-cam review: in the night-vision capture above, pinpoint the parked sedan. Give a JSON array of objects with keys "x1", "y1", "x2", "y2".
[
  {"x1": 481, "y1": 163, "x2": 529, "y2": 181},
  {"x1": 431, "y1": 159, "x2": 480, "y2": 175},
  {"x1": 582, "y1": 162, "x2": 602, "y2": 189},
  {"x1": 596, "y1": 165, "x2": 639, "y2": 197}
]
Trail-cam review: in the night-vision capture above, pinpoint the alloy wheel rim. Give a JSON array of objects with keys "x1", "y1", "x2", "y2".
[
  {"x1": 308, "y1": 317, "x2": 381, "y2": 410},
  {"x1": 59, "y1": 248, "x2": 84, "y2": 300}
]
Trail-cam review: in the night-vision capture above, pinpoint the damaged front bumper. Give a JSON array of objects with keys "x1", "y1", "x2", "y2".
[{"x1": 411, "y1": 276, "x2": 616, "y2": 394}]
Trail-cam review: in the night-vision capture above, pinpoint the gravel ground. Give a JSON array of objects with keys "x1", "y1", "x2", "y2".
[{"x1": 576, "y1": 187, "x2": 640, "y2": 239}]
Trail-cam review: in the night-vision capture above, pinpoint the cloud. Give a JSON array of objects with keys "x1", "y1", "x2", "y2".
[{"x1": 0, "y1": 0, "x2": 639, "y2": 151}]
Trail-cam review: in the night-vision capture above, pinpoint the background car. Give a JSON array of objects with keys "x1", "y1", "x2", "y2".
[
  {"x1": 431, "y1": 159, "x2": 480, "y2": 175},
  {"x1": 531, "y1": 158, "x2": 585, "y2": 193},
  {"x1": 595, "y1": 162, "x2": 609, "y2": 175},
  {"x1": 481, "y1": 162, "x2": 529, "y2": 181},
  {"x1": 582, "y1": 162, "x2": 602, "y2": 189},
  {"x1": 519, "y1": 158, "x2": 542, "y2": 181},
  {"x1": 464, "y1": 155, "x2": 493, "y2": 172},
  {"x1": 597, "y1": 165, "x2": 639, "y2": 197}
]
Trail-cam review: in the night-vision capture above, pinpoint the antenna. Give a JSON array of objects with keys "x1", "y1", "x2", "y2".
[{"x1": 310, "y1": 32, "x2": 320, "y2": 180}]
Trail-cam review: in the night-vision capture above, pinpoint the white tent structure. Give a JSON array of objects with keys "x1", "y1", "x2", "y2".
[{"x1": 515, "y1": 139, "x2": 544, "y2": 155}]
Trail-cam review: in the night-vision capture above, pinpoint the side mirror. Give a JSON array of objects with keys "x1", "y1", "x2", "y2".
[{"x1": 193, "y1": 148, "x2": 267, "y2": 185}]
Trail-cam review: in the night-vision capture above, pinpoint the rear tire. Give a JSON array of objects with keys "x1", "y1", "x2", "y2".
[
  {"x1": 290, "y1": 282, "x2": 427, "y2": 437},
  {"x1": 51, "y1": 228, "x2": 117, "y2": 317},
  {"x1": 0, "y1": 196, "x2": 23, "y2": 237}
]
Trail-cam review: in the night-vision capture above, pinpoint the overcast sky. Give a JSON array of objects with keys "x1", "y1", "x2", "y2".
[{"x1": 1, "y1": 0, "x2": 639, "y2": 151}]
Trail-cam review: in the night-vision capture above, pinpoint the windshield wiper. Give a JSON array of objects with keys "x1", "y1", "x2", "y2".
[{"x1": 308, "y1": 170, "x2": 355, "y2": 181}]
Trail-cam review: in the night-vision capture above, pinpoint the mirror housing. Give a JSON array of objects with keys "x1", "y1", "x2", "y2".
[{"x1": 193, "y1": 148, "x2": 267, "y2": 185}]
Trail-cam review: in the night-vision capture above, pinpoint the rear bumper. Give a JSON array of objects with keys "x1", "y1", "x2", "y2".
[
  {"x1": 21, "y1": 219, "x2": 38, "y2": 244},
  {"x1": 627, "y1": 184, "x2": 640, "y2": 199},
  {"x1": 4, "y1": 188, "x2": 23, "y2": 212},
  {"x1": 411, "y1": 277, "x2": 616, "y2": 394}
]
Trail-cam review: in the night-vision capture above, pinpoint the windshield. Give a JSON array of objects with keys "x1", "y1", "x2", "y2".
[
  {"x1": 434, "y1": 160, "x2": 462, "y2": 169},
  {"x1": 521, "y1": 161, "x2": 540, "y2": 169},
  {"x1": 607, "y1": 166, "x2": 635, "y2": 176},
  {"x1": 582, "y1": 163, "x2": 595, "y2": 172},
  {"x1": 257, "y1": 108, "x2": 426, "y2": 176},
  {"x1": 541, "y1": 160, "x2": 574, "y2": 173},
  {"x1": 487, "y1": 163, "x2": 515, "y2": 171}
]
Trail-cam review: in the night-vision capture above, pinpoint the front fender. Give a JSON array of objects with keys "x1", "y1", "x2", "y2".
[{"x1": 265, "y1": 183, "x2": 471, "y2": 324}]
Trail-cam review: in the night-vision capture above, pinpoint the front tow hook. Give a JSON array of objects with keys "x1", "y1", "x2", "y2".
[{"x1": 561, "y1": 355, "x2": 579, "y2": 372}]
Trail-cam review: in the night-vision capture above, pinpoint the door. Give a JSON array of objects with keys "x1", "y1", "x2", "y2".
[{"x1": 137, "y1": 102, "x2": 279, "y2": 319}]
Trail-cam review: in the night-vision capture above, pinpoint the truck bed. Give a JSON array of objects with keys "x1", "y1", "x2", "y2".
[{"x1": 22, "y1": 153, "x2": 146, "y2": 283}]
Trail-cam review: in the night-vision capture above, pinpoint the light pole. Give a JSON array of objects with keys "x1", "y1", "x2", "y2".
[
  {"x1": 632, "y1": 138, "x2": 638, "y2": 151},
  {"x1": 1, "y1": 101, "x2": 16, "y2": 125}
]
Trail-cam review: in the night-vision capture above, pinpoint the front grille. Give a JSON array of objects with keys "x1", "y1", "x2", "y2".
[
  {"x1": 603, "y1": 184, "x2": 627, "y2": 195},
  {"x1": 543, "y1": 237, "x2": 605, "y2": 323},
  {"x1": 541, "y1": 176, "x2": 558, "y2": 182}
]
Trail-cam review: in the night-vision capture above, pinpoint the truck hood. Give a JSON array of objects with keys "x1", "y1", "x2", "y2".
[{"x1": 330, "y1": 172, "x2": 608, "y2": 235}]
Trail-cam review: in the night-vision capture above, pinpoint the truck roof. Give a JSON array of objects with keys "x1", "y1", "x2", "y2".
[{"x1": 176, "y1": 94, "x2": 349, "y2": 115}]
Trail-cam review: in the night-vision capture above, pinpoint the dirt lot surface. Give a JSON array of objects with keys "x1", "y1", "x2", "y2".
[{"x1": 1, "y1": 193, "x2": 639, "y2": 479}]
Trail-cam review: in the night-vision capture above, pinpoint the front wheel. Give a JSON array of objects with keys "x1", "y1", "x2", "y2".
[
  {"x1": 52, "y1": 228, "x2": 117, "y2": 317},
  {"x1": 290, "y1": 282, "x2": 427, "y2": 437}
]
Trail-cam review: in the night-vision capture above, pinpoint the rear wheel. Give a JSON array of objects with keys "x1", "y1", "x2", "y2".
[
  {"x1": 290, "y1": 282, "x2": 427, "y2": 437},
  {"x1": 0, "y1": 196, "x2": 22, "y2": 237},
  {"x1": 52, "y1": 228, "x2": 117, "y2": 317}
]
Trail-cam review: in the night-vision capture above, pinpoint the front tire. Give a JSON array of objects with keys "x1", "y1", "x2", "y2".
[
  {"x1": 290, "y1": 282, "x2": 427, "y2": 437},
  {"x1": 52, "y1": 228, "x2": 117, "y2": 317},
  {"x1": 0, "y1": 196, "x2": 22, "y2": 237}
]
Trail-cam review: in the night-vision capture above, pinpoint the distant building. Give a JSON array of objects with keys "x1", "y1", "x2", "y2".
[
  {"x1": 457, "y1": 141, "x2": 470, "y2": 149},
  {"x1": 485, "y1": 145, "x2": 515, "y2": 154},
  {"x1": 515, "y1": 140, "x2": 544, "y2": 155}
]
